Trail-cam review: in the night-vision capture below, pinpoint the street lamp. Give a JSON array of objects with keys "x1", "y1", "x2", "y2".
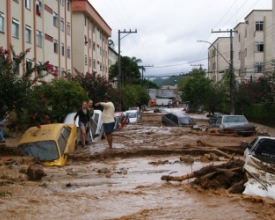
[{"x1": 197, "y1": 40, "x2": 234, "y2": 115}]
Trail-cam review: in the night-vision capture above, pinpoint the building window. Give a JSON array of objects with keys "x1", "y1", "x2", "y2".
[
  {"x1": 53, "y1": 12, "x2": 58, "y2": 27},
  {"x1": 84, "y1": 16, "x2": 86, "y2": 26},
  {"x1": 36, "y1": 30, "x2": 42, "y2": 47},
  {"x1": 238, "y1": 33, "x2": 240, "y2": 42},
  {"x1": 212, "y1": 62, "x2": 216, "y2": 70},
  {"x1": 13, "y1": 60, "x2": 20, "y2": 74},
  {"x1": 66, "y1": 22, "x2": 70, "y2": 35},
  {"x1": 84, "y1": 35, "x2": 88, "y2": 45},
  {"x1": 244, "y1": 67, "x2": 247, "y2": 75},
  {"x1": 26, "y1": 59, "x2": 32, "y2": 72},
  {"x1": 244, "y1": 47, "x2": 247, "y2": 57},
  {"x1": 93, "y1": 25, "x2": 96, "y2": 33},
  {"x1": 25, "y1": 25, "x2": 32, "y2": 43},
  {"x1": 66, "y1": 0, "x2": 70, "y2": 11},
  {"x1": 93, "y1": 59, "x2": 95, "y2": 68},
  {"x1": 85, "y1": 55, "x2": 87, "y2": 65},
  {"x1": 37, "y1": 62, "x2": 43, "y2": 76},
  {"x1": 54, "y1": 66, "x2": 59, "y2": 77},
  {"x1": 89, "y1": 39, "x2": 92, "y2": 48},
  {"x1": 61, "y1": 68, "x2": 65, "y2": 77},
  {"x1": 238, "y1": 51, "x2": 241, "y2": 60},
  {"x1": 61, "y1": 42, "x2": 64, "y2": 56},
  {"x1": 0, "y1": 12, "x2": 4, "y2": 32},
  {"x1": 67, "y1": 46, "x2": 71, "y2": 58},
  {"x1": 12, "y1": 19, "x2": 19, "y2": 38},
  {"x1": 100, "y1": 64, "x2": 102, "y2": 71},
  {"x1": 255, "y1": 21, "x2": 263, "y2": 31},
  {"x1": 245, "y1": 27, "x2": 247, "y2": 38},
  {"x1": 100, "y1": 31, "x2": 102, "y2": 39},
  {"x1": 238, "y1": 69, "x2": 241, "y2": 76},
  {"x1": 89, "y1": 58, "x2": 91, "y2": 67},
  {"x1": 60, "y1": 0, "x2": 64, "y2": 6},
  {"x1": 36, "y1": 0, "x2": 42, "y2": 16},
  {"x1": 93, "y1": 42, "x2": 95, "y2": 50},
  {"x1": 100, "y1": 47, "x2": 102, "y2": 55},
  {"x1": 25, "y1": 0, "x2": 31, "y2": 10},
  {"x1": 60, "y1": 18, "x2": 64, "y2": 31},
  {"x1": 255, "y1": 62, "x2": 264, "y2": 73},
  {"x1": 53, "y1": 39, "x2": 58, "y2": 53},
  {"x1": 212, "y1": 49, "x2": 216, "y2": 57},
  {"x1": 255, "y1": 42, "x2": 264, "y2": 52}
]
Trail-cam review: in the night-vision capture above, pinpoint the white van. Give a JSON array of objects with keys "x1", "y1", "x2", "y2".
[{"x1": 63, "y1": 110, "x2": 104, "y2": 143}]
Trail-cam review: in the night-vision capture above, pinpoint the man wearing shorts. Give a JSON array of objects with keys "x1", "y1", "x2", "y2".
[{"x1": 95, "y1": 96, "x2": 115, "y2": 149}]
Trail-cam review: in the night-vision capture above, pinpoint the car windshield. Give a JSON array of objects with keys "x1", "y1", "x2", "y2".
[
  {"x1": 127, "y1": 112, "x2": 137, "y2": 118},
  {"x1": 178, "y1": 117, "x2": 194, "y2": 125},
  {"x1": 223, "y1": 115, "x2": 248, "y2": 123},
  {"x1": 18, "y1": 141, "x2": 59, "y2": 161}
]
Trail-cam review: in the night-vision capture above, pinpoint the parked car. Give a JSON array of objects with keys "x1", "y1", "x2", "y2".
[
  {"x1": 63, "y1": 110, "x2": 104, "y2": 143},
  {"x1": 162, "y1": 113, "x2": 195, "y2": 126},
  {"x1": 242, "y1": 136, "x2": 275, "y2": 164},
  {"x1": 153, "y1": 108, "x2": 168, "y2": 113},
  {"x1": 211, "y1": 115, "x2": 255, "y2": 136},
  {"x1": 124, "y1": 110, "x2": 141, "y2": 123},
  {"x1": 17, "y1": 124, "x2": 77, "y2": 167},
  {"x1": 208, "y1": 113, "x2": 224, "y2": 124}
]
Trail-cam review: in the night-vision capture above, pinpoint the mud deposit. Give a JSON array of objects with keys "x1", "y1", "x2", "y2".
[{"x1": 1, "y1": 109, "x2": 275, "y2": 219}]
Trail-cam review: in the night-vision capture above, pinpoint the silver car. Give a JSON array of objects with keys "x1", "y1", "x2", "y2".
[{"x1": 211, "y1": 115, "x2": 255, "y2": 136}]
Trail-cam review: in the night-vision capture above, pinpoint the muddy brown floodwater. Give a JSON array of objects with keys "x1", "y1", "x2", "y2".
[{"x1": 1, "y1": 108, "x2": 275, "y2": 220}]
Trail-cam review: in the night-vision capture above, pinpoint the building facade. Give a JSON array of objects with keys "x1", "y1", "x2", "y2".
[
  {"x1": 208, "y1": 10, "x2": 273, "y2": 83},
  {"x1": 71, "y1": 0, "x2": 111, "y2": 78},
  {"x1": 207, "y1": 37, "x2": 230, "y2": 82},
  {"x1": 0, "y1": 0, "x2": 73, "y2": 81}
]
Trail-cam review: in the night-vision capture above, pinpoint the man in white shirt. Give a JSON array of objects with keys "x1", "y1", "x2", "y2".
[{"x1": 95, "y1": 96, "x2": 115, "y2": 149}]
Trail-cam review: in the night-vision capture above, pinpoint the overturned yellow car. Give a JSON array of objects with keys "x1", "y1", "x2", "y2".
[{"x1": 17, "y1": 124, "x2": 77, "y2": 167}]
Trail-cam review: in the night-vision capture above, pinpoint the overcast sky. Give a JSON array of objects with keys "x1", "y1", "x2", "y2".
[{"x1": 89, "y1": 0, "x2": 272, "y2": 78}]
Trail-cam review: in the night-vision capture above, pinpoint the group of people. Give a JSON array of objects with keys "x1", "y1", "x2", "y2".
[{"x1": 74, "y1": 96, "x2": 115, "y2": 149}]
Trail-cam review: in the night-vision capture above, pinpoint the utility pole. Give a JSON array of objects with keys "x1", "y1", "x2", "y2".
[
  {"x1": 190, "y1": 64, "x2": 204, "y2": 70},
  {"x1": 139, "y1": 65, "x2": 154, "y2": 87},
  {"x1": 118, "y1": 29, "x2": 137, "y2": 110},
  {"x1": 211, "y1": 29, "x2": 237, "y2": 115}
]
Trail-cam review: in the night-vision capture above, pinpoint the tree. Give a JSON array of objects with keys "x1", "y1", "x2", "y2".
[
  {"x1": 178, "y1": 69, "x2": 210, "y2": 108},
  {"x1": 72, "y1": 70, "x2": 120, "y2": 110},
  {"x1": 109, "y1": 56, "x2": 141, "y2": 85},
  {"x1": 33, "y1": 79, "x2": 88, "y2": 122},
  {"x1": 0, "y1": 46, "x2": 54, "y2": 127}
]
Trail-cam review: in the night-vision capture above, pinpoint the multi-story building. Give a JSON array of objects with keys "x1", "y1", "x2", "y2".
[
  {"x1": 243, "y1": 10, "x2": 272, "y2": 81},
  {"x1": 108, "y1": 46, "x2": 118, "y2": 69},
  {"x1": 71, "y1": 0, "x2": 111, "y2": 78},
  {"x1": 233, "y1": 22, "x2": 246, "y2": 82},
  {"x1": 207, "y1": 37, "x2": 230, "y2": 82},
  {"x1": 208, "y1": 10, "x2": 273, "y2": 83},
  {"x1": 0, "y1": 0, "x2": 73, "y2": 81}
]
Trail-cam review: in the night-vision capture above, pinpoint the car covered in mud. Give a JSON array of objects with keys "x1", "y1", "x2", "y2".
[
  {"x1": 242, "y1": 136, "x2": 275, "y2": 200},
  {"x1": 243, "y1": 136, "x2": 275, "y2": 164},
  {"x1": 162, "y1": 113, "x2": 195, "y2": 126},
  {"x1": 153, "y1": 108, "x2": 168, "y2": 113},
  {"x1": 17, "y1": 124, "x2": 77, "y2": 167},
  {"x1": 210, "y1": 115, "x2": 255, "y2": 136},
  {"x1": 124, "y1": 110, "x2": 141, "y2": 123}
]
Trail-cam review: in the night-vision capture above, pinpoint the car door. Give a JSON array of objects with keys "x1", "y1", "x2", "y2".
[
  {"x1": 63, "y1": 125, "x2": 77, "y2": 153},
  {"x1": 171, "y1": 115, "x2": 179, "y2": 126},
  {"x1": 163, "y1": 113, "x2": 173, "y2": 125},
  {"x1": 211, "y1": 116, "x2": 222, "y2": 128}
]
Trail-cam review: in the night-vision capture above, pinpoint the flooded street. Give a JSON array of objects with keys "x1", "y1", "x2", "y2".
[{"x1": 1, "y1": 108, "x2": 275, "y2": 219}]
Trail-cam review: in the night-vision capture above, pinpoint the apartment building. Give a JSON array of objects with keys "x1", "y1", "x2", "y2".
[
  {"x1": 242, "y1": 10, "x2": 273, "y2": 81},
  {"x1": 108, "y1": 46, "x2": 118, "y2": 68},
  {"x1": 208, "y1": 10, "x2": 273, "y2": 83},
  {"x1": 207, "y1": 37, "x2": 230, "y2": 82},
  {"x1": 233, "y1": 22, "x2": 246, "y2": 82},
  {"x1": 71, "y1": 0, "x2": 111, "y2": 78},
  {"x1": 0, "y1": 0, "x2": 73, "y2": 81}
]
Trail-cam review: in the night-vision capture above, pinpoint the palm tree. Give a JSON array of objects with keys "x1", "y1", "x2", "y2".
[
  {"x1": 131, "y1": 57, "x2": 145, "y2": 72},
  {"x1": 108, "y1": 39, "x2": 115, "y2": 48}
]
